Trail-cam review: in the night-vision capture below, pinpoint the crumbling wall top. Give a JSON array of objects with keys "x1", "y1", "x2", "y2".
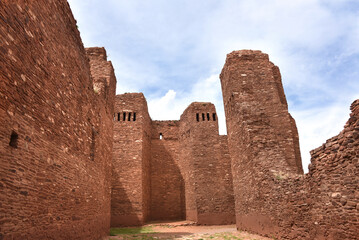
[
  {"x1": 116, "y1": 92, "x2": 146, "y2": 100},
  {"x1": 86, "y1": 47, "x2": 107, "y2": 60},
  {"x1": 225, "y1": 50, "x2": 269, "y2": 62}
]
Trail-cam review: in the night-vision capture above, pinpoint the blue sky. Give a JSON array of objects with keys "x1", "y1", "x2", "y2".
[{"x1": 68, "y1": 0, "x2": 359, "y2": 172}]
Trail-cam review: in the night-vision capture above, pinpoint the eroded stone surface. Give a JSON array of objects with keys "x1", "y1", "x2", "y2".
[
  {"x1": 1, "y1": 2, "x2": 358, "y2": 240},
  {"x1": 0, "y1": 2, "x2": 115, "y2": 239},
  {"x1": 111, "y1": 101, "x2": 236, "y2": 226},
  {"x1": 221, "y1": 50, "x2": 358, "y2": 240}
]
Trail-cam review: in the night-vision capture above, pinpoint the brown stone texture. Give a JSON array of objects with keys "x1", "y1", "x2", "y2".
[
  {"x1": 220, "y1": 50, "x2": 358, "y2": 239},
  {"x1": 179, "y1": 103, "x2": 235, "y2": 225},
  {"x1": 220, "y1": 50, "x2": 303, "y2": 176},
  {"x1": 1, "y1": 0, "x2": 356, "y2": 237},
  {"x1": 305, "y1": 100, "x2": 359, "y2": 239},
  {"x1": 220, "y1": 51, "x2": 303, "y2": 236},
  {"x1": 0, "y1": 1, "x2": 115, "y2": 239},
  {"x1": 111, "y1": 93, "x2": 152, "y2": 226},
  {"x1": 150, "y1": 121, "x2": 185, "y2": 221},
  {"x1": 111, "y1": 98, "x2": 235, "y2": 226}
]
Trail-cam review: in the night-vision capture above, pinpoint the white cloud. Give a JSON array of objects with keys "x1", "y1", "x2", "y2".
[
  {"x1": 68, "y1": 0, "x2": 359, "y2": 173},
  {"x1": 148, "y1": 74, "x2": 227, "y2": 134},
  {"x1": 148, "y1": 90, "x2": 179, "y2": 119},
  {"x1": 292, "y1": 102, "x2": 352, "y2": 172}
]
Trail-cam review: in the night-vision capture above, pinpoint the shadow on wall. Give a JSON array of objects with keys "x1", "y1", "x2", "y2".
[
  {"x1": 150, "y1": 126, "x2": 186, "y2": 221},
  {"x1": 110, "y1": 171, "x2": 140, "y2": 226}
]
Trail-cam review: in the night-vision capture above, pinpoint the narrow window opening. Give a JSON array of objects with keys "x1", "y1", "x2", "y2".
[
  {"x1": 133, "y1": 112, "x2": 136, "y2": 121},
  {"x1": 9, "y1": 131, "x2": 18, "y2": 148},
  {"x1": 123, "y1": 112, "x2": 126, "y2": 121},
  {"x1": 202, "y1": 113, "x2": 205, "y2": 121},
  {"x1": 159, "y1": 133, "x2": 163, "y2": 140},
  {"x1": 213, "y1": 113, "x2": 216, "y2": 121},
  {"x1": 90, "y1": 128, "x2": 97, "y2": 161},
  {"x1": 128, "y1": 112, "x2": 132, "y2": 121},
  {"x1": 117, "y1": 113, "x2": 120, "y2": 121},
  {"x1": 207, "y1": 113, "x2": 210, "y2": 121},
  {"x1": 196, "y1": 113, "x2": 199, "y2": 122}
]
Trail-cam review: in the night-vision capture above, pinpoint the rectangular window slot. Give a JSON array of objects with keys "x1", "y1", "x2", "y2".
[
  {"x1": 128, "y1": 112, "x2": 132, "y2": 121},
  {"x1": 213, "y1": 113, "x2": 216, "y2": 121},
  {"x1": 133, "y1": 112, "x2": 136, "y2": 121},
  {"x1": 202, "y1": 113, "x2": 205, "y2": 121},
  {"x1": 9, "y1": 131, "x2": 18, "y2": 148},
  {"x1": 207, "y1": 113, "x2": 210, "y2": 121},
  {"x1": 196, "y1": 113, "x2": 199, "y2": 122},
  {"x1": 123, "y1": 112, "x2": 126, "y2": 121},
  {"x1": 117, "y1": 113, "x2": 121, "y2": 121},
  {"x1": 159, "y1": 133, "x2": 163, "y2": 140}
]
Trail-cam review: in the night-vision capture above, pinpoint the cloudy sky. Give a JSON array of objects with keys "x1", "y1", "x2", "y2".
[{"x1": 68, "y1": 0, "x2": 359, "y2": 172}]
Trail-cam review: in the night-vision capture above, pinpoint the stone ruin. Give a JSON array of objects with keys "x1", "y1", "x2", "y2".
[{"x1": 0, "y1": 1, "x2": 358, "y2": 240}]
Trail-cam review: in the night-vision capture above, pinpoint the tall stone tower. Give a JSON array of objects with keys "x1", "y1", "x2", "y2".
[
  {"x1": 111, "y1": 98, "x2": 235, "y2": 226},
  {"x1": 179, "y1": 102, "x2": 235, "y2": 224},
  {"x1": 220, "y1": 50, "x2": 303, "y2": 229},
  {"x1": 111, "y1": 93, "x2": 152, "y2": 226}
]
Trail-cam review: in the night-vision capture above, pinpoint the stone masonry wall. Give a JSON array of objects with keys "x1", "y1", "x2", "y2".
[
  {"x1": 178, "y1": 107, "x2": 198, "y2": 222},
  {"x1": 112, "y1": 98, "x2": 235, "y2": 225},
  {"x1": 221, "y1": 50, "x2": 303, "y2": 176},
  {"x1": 0, "y1": 1, "x2": 115, "y2": 239},
  {"x1": 220, "y1": 50, "x2": 358, "y2": 239},
  {"x1": 229, "y1": 101, "x2": 359, "y2": 239},
  {"x1": 179, "y1": 103, "x2": 235, "y2": 224},
  {"x1": 111, "y1": 93, "x2": 151, "y2": 226},
  {"x1": 150, "y1": 121, "x2": 185, "y2": 221},
  {"x1": 305, "y1": 100, "x2": 359, "y2": 239},
  {"x1": 86, "y1": 47, "x2": 116, "y2": 112},
  {"x1": 220, "y1": 51, "x2": 303, "y2": 231}
]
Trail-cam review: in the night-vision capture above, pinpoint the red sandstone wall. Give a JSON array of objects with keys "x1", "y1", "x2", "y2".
[
  {"x1": 220, "y1": 51, "x2": 302, "y2": 230},
  {"x1": 221, "y1": 50, "x2": 358, "y2": 239},
  {"x1": 0, "y1": 1, "x2": 115, "y2": 239},
  {"x1": 112, "y1": 97, "x2": 234, "y2": 225},
  {"x1": 220, "y1": 50, "x2": 302, "y2": 175},
  {"x1": 231, "y1": 101, "x2": 359, "y2": 239},
  {"x1": 178, "y1": 108, "x2": 198, "y2": 222},
  {"x1": 86, "y1": 47, "x2": 116, "y2": 112},
  {"x1": 305, "y1": 100, "x2": 359, "y2": 239},
  {"x1": 111, "y1": 93, "x2": 151, "y2": 226},
  {"x1": 179, "y1": 103, "x2": 235, "y2": 224},
  {"x1": 220, "y1": 50, "x2": 307, "y2": 237},
  {"x1": 217, "y1": 135, "x2": 236, "y2": 222},
  {"x1": 150, "y1": 121, "x2": 185, "y2": 221},
  {"x1": 141, "y1": 100, "x2": 152, "y2": 223}
]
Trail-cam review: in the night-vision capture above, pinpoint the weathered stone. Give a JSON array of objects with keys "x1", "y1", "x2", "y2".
[
  {"x1": 1, "y1": 2, "x2": 358, "y2": 240},
  {"x1": 0, "y1": 2, "x2": 115, "y2": 239},
  {"x1": 220, "y1": 50, "x2": 359, "y2": 240},
  {"x1": 111, "y1": 100, "x2": 235, "y2": 226}
]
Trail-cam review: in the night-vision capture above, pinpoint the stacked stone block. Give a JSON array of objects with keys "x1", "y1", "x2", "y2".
[
  {"x1": 150, "y1": 121, "x2": 185, "y2": 221},
  {"x1": 1, "y1": 1, "x2": 357, "y2": 238},
  {"x1": 179, "y1": 103, "x2": 235, "y2": 224},
  {"x1": 111, "y1": 93, "x2": 151, "y2": 226},
  {"x1": 220, "y1": 50, "x2": 358, "y2": 239},
  {"x1": 0, "y1": 1, "x2": 115, "y2": 239}
]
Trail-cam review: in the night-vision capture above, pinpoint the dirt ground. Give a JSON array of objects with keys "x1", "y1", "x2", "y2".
[{"x1": 107, "y1": 221, "x2": 273, "y2": 240}]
